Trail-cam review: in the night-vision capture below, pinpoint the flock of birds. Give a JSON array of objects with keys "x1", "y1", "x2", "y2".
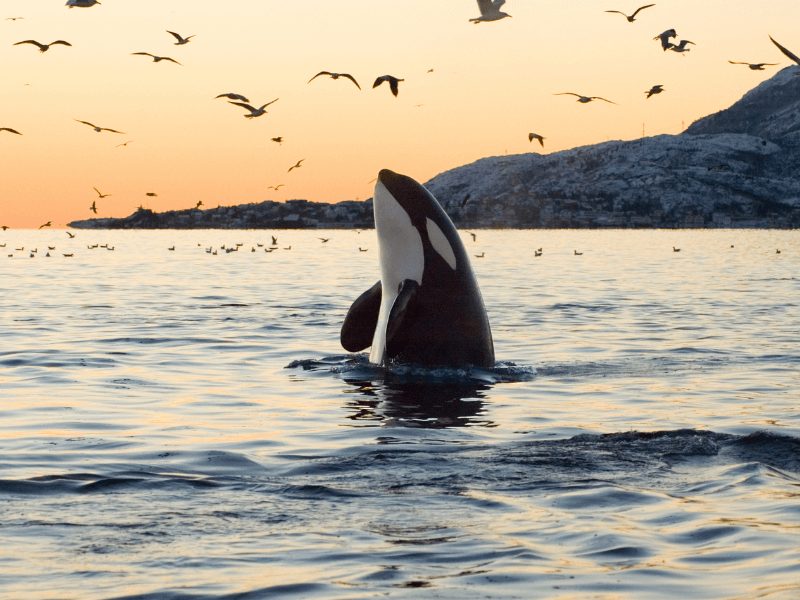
[{"x1": 2, "y1": 0, "x2": 800, "y2": 229}]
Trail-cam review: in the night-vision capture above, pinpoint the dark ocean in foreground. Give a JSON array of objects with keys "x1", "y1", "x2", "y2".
[{"x1": 1, "y1": 229, "x2": 798, "y2": 599}]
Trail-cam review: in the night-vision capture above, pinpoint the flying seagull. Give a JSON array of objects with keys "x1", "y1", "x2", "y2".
[
  {"x1": 93, "y1": 187, "x2": 111, "y2": 198},
  {"x1": 90, "y1": 201, "x2": 97, "y2": 214},
  {"x1": 769, "y1": 36, "x2": 800, "y2": 66},
  {"x1": 373, "y1": 75, "x2": 404, "y2": 97},
  {"x1": 66, "y1": 0, "x2": 101, "y2": 7},
  {"x1": 470, "y1": 0, "x2": 512, "y2": 23},
  {"x1": 645, "y1": 84, "x2": 664, "y2": 98},
  {"x1": 0, "y1": 127, "x2": 22, "y2": 135},
  {"x1": 308, "y1": 71, "x2": 361, "y2": 90},
  {"x1": 6, "y1": 17, "x2": 24, "y2": 21},
  {"x1": 287, "y1": 159, "x2": 304, "y2": 173},
  {"x1": 116, "y1": 140, "x2": 133, "y2": 147},
  {"x1": 604, "y1": 4, "x2": 655, "y2": 22},
  {"x1": 228, "y1": 99, "x2": 278, "y2": 118},
  {"x1": 555, "y1": 92, "x2": 616, "y2": 104},
  {"x1": 528, "y1": 132, "x2": 545, "y2": 146},
  {"x1": 66, "y1": 231, "x2": 75, "y2": 238},
  {"x1": 76, "y1": 120, "x2": 125, "y2": 134},
  {"x1": 167, "y1": 30, "x2": 194, "y2": 45},
  {"x1": 14, "y1": 40, "x2": 72, "y2": 53},
  {"x1": 267, "y1": 184, "x2": 285, "y2": 190},
  {"x1": 654, "y1": 28, "x2": 677, "y2": 51},
  {"x1": 669, "y1": 39, "x2": 695, "y2": 53},
  {"x1": 271, "y1": 136, "x2": 283, "y2": 144},
  {"x1": 728, "y1": 61, "x2": 779, "y2": 71},
  {"x1": 39, "y1": 221, "x2": 52, "y2": 229},
  {"x1": 146, "y1": 192, "x2": 158, "y2": 197},
  {"x1": 132, "y1": 52, "x2": 181, "y2": 65},
  {"x1": 215, "y1": 92, "x2": 249, "y2": 102}
]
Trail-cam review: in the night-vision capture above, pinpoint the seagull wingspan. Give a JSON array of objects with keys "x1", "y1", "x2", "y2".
[
  {"x1": 631, "y1": 4, "x2": 656, "y2": 18},
  {"x1": 341, "y1": 73, "x2": 361, "y2": 89},
  {"x1": 308, "y1": 71, "x2": 332, "y2": 83},
  {"x1": 770, "y1": 35, "x2": 800, "y2": 66},
  {"x1": 229, "y1": 101, "x2": 257, "y2": 113}
]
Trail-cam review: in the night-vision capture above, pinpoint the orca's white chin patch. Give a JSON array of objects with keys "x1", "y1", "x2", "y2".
[{"x1": 370, "y1": 180, "x2": 424, "y2": 364}]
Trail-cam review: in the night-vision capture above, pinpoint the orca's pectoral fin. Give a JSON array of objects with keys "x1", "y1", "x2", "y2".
[
  {"x1": 340, "y1": 281, "x2": 382, "y2": 352},
  {"x1": 386, "y1": 279, "x2": 419, "y2": 353}
]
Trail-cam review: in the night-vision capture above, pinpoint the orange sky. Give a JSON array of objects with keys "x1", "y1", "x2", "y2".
[{"x1": 1, "y1": 0, "x2": 798, "y2": 228}]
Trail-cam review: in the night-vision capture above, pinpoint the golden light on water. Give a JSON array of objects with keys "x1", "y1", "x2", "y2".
[{"x1": 1, "y1": 0, "x2": 799, "y2": 227}]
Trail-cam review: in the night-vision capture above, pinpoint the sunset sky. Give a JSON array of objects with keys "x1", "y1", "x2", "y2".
[{"x1": 1, "y1": 0, "x2": 798, "y2": 228}]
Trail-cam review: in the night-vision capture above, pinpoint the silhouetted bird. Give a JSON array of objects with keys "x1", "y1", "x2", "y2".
[
  {"x1": 654, "y1": 29, "x2": 677, "y2": 51},
  {"x1": 116, "y1": 140, "x2": 133, "y2": 147},
  {"x1": 66, "y1": 231, "x2": 75, "y2": 238},
  {"x1": 318, "y1": 237, "x2": 330, "y2": 243},
  {"x1": 267, "y1": 184, "x2": 285, "y2": 190},
  {"x1": 308, "y1": 71, "x2": 361, "y2": 90},
  {"x1": 475, "y1": 252, "x2": 485, "y2": 258},
  {"x1": 673, "y1": 246, "x2": 681, "y2": 252},
  {"x1": 669, "y1": 39, "x2": 694, "y2": 53},
  {"x1": 470, "y1": 0, "x2": 512, "y2": 23},
  {"x1": 0, "y1": 127, "x2": 22, "y2": 135},
  {"x1": 39, "y1": 221, "x2": 52, "y2": 229},
  {"x1": 195, "y1": 201, "x2": 203, "y2": 209},
  {"x1": 645, "y1": 84, "x2": 664, "y2": 98},
  {"x1": 146, "y1": 192, "x2": 158, "y2": 197},
  {"x1": 556, "y1": 92, "x2": 616, "y2": 104},
  {"x1": 528, "y1": 132, "x2": 545, "y2": 146},
  {"x1": 287, "y1": 159, "x2": 304, "y2": 173},
  {"x1": 132, "y1": 52, "x2": 181, "y2": 65},
  {"x1": 14, "y1": 39, "x2": 71, "y2": 53},
  {"x1": 271, "y1": 136, "x2": 283, "y2": 144},
  {"x1": 93, "y1": 187, "x2": 111, "y2": 198},
  {"x1": 76, "y1": 120, "x2": 124, "y2": 134},
  {"x1": 167, "y1": 30, "x2": 194, "y2": 45},
  {"x1": 373, "y1": 75, "x2": 403, "y2": 97},
  {"x1": 769, "y1": 36, "x2": 800, "y2": 66},
  {"x1": 228, "y1": 99, "x2": 278, "y2": 118},
  {"x1": 604, "y1": 4, "x2": 655, "y2": 22},
  {"x1": 90, "y1": 201, "x2": 97, "y2": 214},
  {"x1": 216, "y1": 92, "x2": 249, "y2": 102},
  {"x1": 728, "y1": 61, "x2": 779, "y2": 70}
]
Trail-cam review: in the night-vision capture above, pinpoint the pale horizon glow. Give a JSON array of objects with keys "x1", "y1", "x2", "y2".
[{"x1": 1, "y1": 0, "x2": 798, "y2": 227}]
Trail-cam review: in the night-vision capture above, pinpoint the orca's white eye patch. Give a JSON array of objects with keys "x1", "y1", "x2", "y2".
[{"x1": 426, "y1": 218, "x2": 457, "y2": 270}]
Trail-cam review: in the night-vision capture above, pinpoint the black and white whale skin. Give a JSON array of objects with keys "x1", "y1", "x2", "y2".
[{"x1": 341, "y1": 169, "x2": 494, "y2": 368}]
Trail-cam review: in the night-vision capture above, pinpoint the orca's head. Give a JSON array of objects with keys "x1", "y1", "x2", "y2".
[{"x1": 372, "y1": 169, "x2": 459, "y2": 290}]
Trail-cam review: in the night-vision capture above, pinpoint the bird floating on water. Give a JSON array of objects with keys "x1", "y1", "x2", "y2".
[
  {"x1": 556, "y1": 92, "x2": 616, "y2": 104},
  {"x1": 373, "y1": 75, "x2": 403, "y2": 97},
  {"x1": 228, "y1": 99, "x2": 278, "y2": 118},
  {"x1": 645, "y1": 84, "x2": 664, "y2": 98},
  {"x1": 728, "y1": 61, "x2": 779, "y2": 71},
  {"x1": 470, "y1": 0, "x2": 512, "y2": 23},
  {"x1": 528, "y1": 132, "x2": 545, "y2": 146},
  {"x1": 14, "y1": 40, "x2": 71, "y2": 53},
  {"x1": 308, "y1": 71, "x2": 361, "y2": 90},
  {"x1": 287, "y1": 159, "x2": 304, "y2": 173},
  {"x1": 604, "y1": 4, "x2": 655, "y2": 22},
  {"x1": 132, "y1": 52, "x2": 181, "y2": 65},
  {"x1": 654, "y1": 29, "x2": 677, "y2": 51},
  {"x1": 167, "y1": 30, "x2": 194, "y2": 45},
  {"x1": 66, "y1": 0, "x2": 101, "y2": 7},
  {"x1": 769, "y1": 36, "x2": 800, "y2": 66},
  {"x1": 0, "y1": 127, "x2": 22, "y2": 135},
  {"x1": 76, "y1": 120, "x2": 124, "y2": 134}
]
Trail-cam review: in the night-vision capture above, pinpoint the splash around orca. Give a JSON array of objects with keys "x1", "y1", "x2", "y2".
[{"x1": 341, "y1": 169, "x2": 494, "y2": 368}]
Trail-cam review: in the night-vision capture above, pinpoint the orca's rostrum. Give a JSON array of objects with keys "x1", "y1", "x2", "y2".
[{"x1": 341, "y1": 169, "x2": 494, "y2": 368}]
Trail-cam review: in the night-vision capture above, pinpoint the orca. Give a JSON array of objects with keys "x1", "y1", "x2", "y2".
[{"x1": 341, "y1": 169, "x2": 494, "y2": 368}]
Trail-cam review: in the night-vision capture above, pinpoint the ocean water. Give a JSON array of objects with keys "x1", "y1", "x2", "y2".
[{"x1": 0, "y1": 228, "x2": 798, "y2": 599}]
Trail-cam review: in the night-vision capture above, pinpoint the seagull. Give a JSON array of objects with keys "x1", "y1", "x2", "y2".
[
  {"x1": 146, "y1": 192, "x2": 158, "y2": 197},
  {"x1": 195, "y1": 200, "x2": 203, "y2": 209},
  {"x1": 132, "y1": 52, "x2": 181, "y2": 65},
  {"x1": 528, "y1": 132, "x2": 545, "y2": 146},
  {"x1": 654, "y1": 28, "x2": 677, "y2": 51},
  {"x1": 271, "y1": 236, "x2": 278, "y2": 246},
  {"x1": 271, "y1": 136, "x2": 283, "y2": 144},
  {"x1": 645, "y1": 84, "x2": 664, "y2": 98},
  {"x1": 604, "y1": 4, "x2": 655, "y2": 22},
  {"x1": 672, "y1": 246, "x2": 681, "y2": 252},
  {"x1": 1, "y1": 225, "x2": 9, "y2": 230},
  {"x1": 373, "y1": 75, "x2": 404, "y2": 97},
  {"x1": 574, "y1": 250, "x2": 583, "y2": 255},
  {"x1": 769, "y1": 36, "x2": 800, "y2": 66},
  {"x1": 555, "y1": 92, "x2": 616, "y2": 104},
  {"x1": 0, "y1": 127, "x2": 22, "y2": 135},
  {"x1": 267, "y1": 184, "x2": 285, "y2": 190},
  {"x1": 475, "y1": 252, "x2": 485, "y2": 258},
  {"x1": 66, "y1": 0, "x2": 101, "y2": 7},
  {"x1": 287, "y1": 159, "x2": 304, "y2": 173},
  {"x1": 76, "y1": 120, "x2": 125, "y2": 134},
  {"x1": 534, "y1": 248, "x2": 543, "y2": 257},
  {"x1": 470, "y1": 0, "x2": 512, "y2": 23},
  {"x1": 728, "y1": 61, "x2": 779, "y2": 71},
  {"x1": 318, "y1": 237, "x2": 330, "y2": 243},
  {"x1": 6, "y1": 17, "x2": 24, "y2": 20},
  {"x1": 466, "y1": 231, "x2": 477, "y2": 242},
  {"x1": 14, "y1": 40, "x2": 72, "y2": 53},
  {"x1": 93, "y1": 187, "x2": 111, "y2": 198},
  {"x1": 669, "y1": 39, "x2": 695, "y2": 53},
  {"x1": 308, "y1": 71, "x2": 361, "y2": 90},
  {"x1": 90, "y1": 201, "x2": 98, "y2": 214},
  {"x1": 66, "y1": 231, "x2": 75, "y2": 238},
  {"x1": 359, "y1": 247, "x2": 368, "y2": 252},
  {"x1": 116, "y1": 140, "x2": 134, "y2": 148},
  {"x1": 215, "y1": 92, "x2": 249, "y2": 102},
  {"x1": 167, "y1": 30, "x2": 195, "y2": 45},
  {"x1": 228, "y1": 99, "x2": 278, "y2": 118},
  {"x1": 39, "y1": 221, "x2": 52, "y2": 229}
]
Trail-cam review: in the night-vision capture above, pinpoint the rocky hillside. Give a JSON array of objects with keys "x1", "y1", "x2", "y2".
[{"x1": 70, "y1": 67, "x2": 800, "y2": 230}]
